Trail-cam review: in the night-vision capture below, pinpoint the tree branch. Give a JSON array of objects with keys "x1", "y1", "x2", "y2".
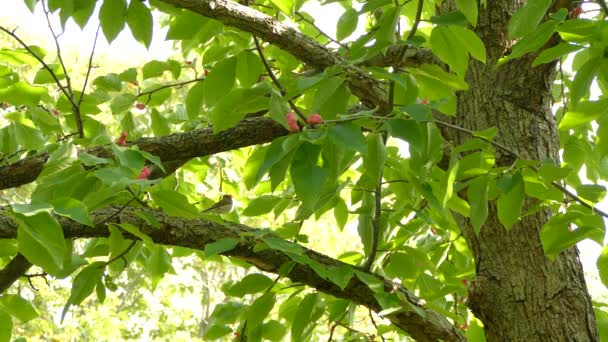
[
  {"x1": 0, "y1": 206, "x2": 466, "y2": 342},
  {"x1": 0, "y1": 117, "x2": 288, "y2": 190},
  {"x1": 0, "y1": 254, "x2": 32, "y2": 293},
  {"x1": 159, "y1": 0, "x2": 390, "y2": 112},
  {"x1": 363, "y1": 46, "x2": 447, "y2": 69}
]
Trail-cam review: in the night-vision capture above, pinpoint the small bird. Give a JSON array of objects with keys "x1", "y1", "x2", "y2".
[{"x1": 202, "y1": 194, "x2": 233, "y2": 214}]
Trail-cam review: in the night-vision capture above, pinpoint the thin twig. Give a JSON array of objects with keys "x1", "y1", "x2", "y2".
[
  {"x1": 597, "y1": 0, "x2": 608, "y2": 16},
  {"x1": 295, "y1": 12, "x2": 349, "y2": 50},
  {"x1": 558, "y1": 59, "x2": 568, "y2": 113},
  {"x1": 126, "y1": 186, "x2": 149, "y2": 208},
  {"x1": 40, "y1": 2, "x2": 85, "y2": 138},
  {"x1": 0, "y1": 26, "x2": 76, "y2": 108},
  {"x1": 94, "y1": 198, "x2": 137, "y2": 226},
  {"x1": 137, "y1": 78, "x2": 206, "y2": 99},
  {"x1": 78, "y1": 25, "x2": 101, "y2": 108},
  {"x1": 327, "y1": 311, "x2": 349, "y2": 342},
  {"x1": 431, "y1": 117, "x2": 608, "y2": 218},
  {"x1": 252, "y1": 36, "x2": 308, "y2": 122},
  {"x1": 0, "y1": 24, "x2": 85, "y2": 138},
  {"x1": 368, "y1": 309, "x2": 387, "y2": 342},
  {"x1": 42, "y1": 1, "x2": 73, "y2": 99},
  {"x1": 550, "y1": 181, "x2": 608, "y2": 217},
  {"x1": 100, "y1": 240, "x2": 138, "y2": 269}
]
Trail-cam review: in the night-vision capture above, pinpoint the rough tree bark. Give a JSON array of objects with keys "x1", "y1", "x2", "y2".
[{"x1": 437, "y1": 0, "x2": 599, "y2": 340}]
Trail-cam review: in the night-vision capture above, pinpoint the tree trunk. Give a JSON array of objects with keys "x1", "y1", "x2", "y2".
[{"x1": 439, "y1": 1, "x2": 599, "y2": 340}]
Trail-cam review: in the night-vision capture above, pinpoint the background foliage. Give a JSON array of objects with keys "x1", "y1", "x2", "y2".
[{"x1": 1, "y1": 0, "x2": 608, "y2": 340}]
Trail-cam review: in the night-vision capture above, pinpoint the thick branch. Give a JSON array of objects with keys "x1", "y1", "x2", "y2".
[
  {"x1": 0, "y1": 254, "x2": 32, "y2": 293},
  {"x1": 0, "y1": 117, "x2": 288, "y2": 190},
  {"x1": 160, "y1": 0, "x2": 390, "y2": 111},
  {"x1": 364, "y1": 46, "x2": 447, "y2": 69},
  {"x1": 0, "y1": 206, "x2": 465, "y2": 342}
]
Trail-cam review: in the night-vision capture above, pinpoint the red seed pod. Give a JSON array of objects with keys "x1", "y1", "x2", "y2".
[
  {"x1": 137, "y1": 166, "x2": 152, "y2": 180},
  {"x1": 307, "y1": 113, "x2": 323, "y2": 125},
  {"x1": 116, "y1": 131, "x2": 128, "y2": 146},
  {"x1": 135, "y1": 103, "x2": 146, "y2": 110},
  {"x1": 286, "y1": 112, "x2": 300, "y2": 132}
]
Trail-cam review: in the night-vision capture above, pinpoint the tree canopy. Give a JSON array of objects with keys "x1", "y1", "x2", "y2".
[{"x1": 1, "y1": 0, "x2": 608, "y2": 341}]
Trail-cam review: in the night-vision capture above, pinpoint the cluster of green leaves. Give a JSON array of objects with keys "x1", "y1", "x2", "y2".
[{"x1": 1, "y1": 0, "x2": 608, "y2": 340}]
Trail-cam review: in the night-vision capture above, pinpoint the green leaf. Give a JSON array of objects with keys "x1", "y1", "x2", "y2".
[
  {"x1": 0, "y1": 240, "x2": 18, "y2": 257},
  {"x1": 291, "y1": 293, "x2": 323, "y2": 341},
  {"x1": 262, "y1": 320, "x2": 287, "y2": 341},
  {"x1": 0, "y1": 310, "x2": 11, "y2": 342},
  {"x1": 127, "y1": 0, "x2": 153, "y2": 48},
  {"x1": 261, "y1": 237, "x2": 304, "y2": 255},
  {"x1": 337, "y1": 8, "x2": 359, "y2": 41},
  {"x1": 595, "y1": 308, "x2": 608, "y2": 341},
  {"x1": 271, "y1": 0, "x2": 295, "y2": 15},
  {"x1": 236, "y1": 51, "x2": 265, "y2": 88},
  {"x1": 15, "y1": 212, "x2": 67, "y2": 275},
  {"x1": 326, "y1": 265, "x2": 354, "y2": 290},
  {"x1": 0, "y1": 295, "x2": 38, "y2": 322},
  {"x1": 24, "y1": 0, "x2": 37, "y2": 12},
  {"x1": 416, "y1": 63, "x2": 469, "y2": 90},
  {"x1": 386, "y1": 119, "x2": 423, "y2": 154},
  {"x1": 504, "y1": 20, "x2": 558, "y2": 62},
  {"x1": 508, "y1": 0, "x2": 551, "y2": 38},
  {"x1": 468, "y1": 175, "x2": 489, "y2": 233},
  {"x1": 110, "y1": 93, "x2": 137, "y2": 114},
  {"x1": 441, "y1": 155, "x2": 459, "y2": 208},
  {"x1": 538, "y1": 164, "x2": 571, "y2": 182},
  {"x1": 72, "y1": 0, "x2": 97, "y2": 28},
  {"x1": 10, "y1": 123, "x2": 46, "y2": 150},
  {"x1": 186, "y1": 81, "x2": 205, "y2": 119},
  {"x1": 147, "y1": 244, "x2": 172, "y2": 288},
  {"x1": 598, "y1": 245, "x2": 608, "y2": 289},
  {"x1": 334, "y1": 198, "x2": 349, "y2": 230},
  {"x1": 385, "y1": 251, "x2": 426, "y2": 281},
  {"x1": 363, "y1": 133, "x2": 387, "y2": 185},
  {"x1": 93, "y1": 73, "x2": 122, "y2": 91},
  {"x1": 570, "y1": 58, "x2": 598, "y2": 108},
  {"x1": 559, "y1": 99, "x2": 608, "y2": 130},
  {"x1": 430, "y1": 26, "x2": 468, "y2": 75},
  {"x1": 246, "y1": 293, "x2": 276, "y2": 332},
  {"x1": 375, "y1": 6, "x2": 399, "y2": 44},
  {"x1": 541, "y1": 212, "x2": 604, "y2": 259},
  {"x1": 166, "y1": 11, "x2": 208, "y2": 40},
  {"x1": 0, "y1": 81, "x2": 47, "y2": 106},
  {"x1": 0, "y1": 48, "x2": 42, "y2": 66},
  {"x1": 575, "y1": 184, "x2": 606, "y2": 203},
  {"x1": 211, "y1": 87, "x2": 269, "y2": 133},
  {"x1": 151, "y1": 109, "x2": 170, "y2": 136},
  {"x1": 114, "y1": 223, "x2": 153, "y2": 244},
  {"x1": 430, "y1": 11, "x2": 468, "y2": 26},
  {"x1": 142, "y1": 60, "x2": 180, "y2": 80},
  {"x1": 204, "y1": 57, "x2": 237, "y2": 107},
  {"x1": 203, "y1": 325, "x2": 232, "y2": 340},
  {"x1": 62, "y1": 262, "x2": 105, "y2": 321},
  {"x1": 455, "y1": 0, "x2": 478, "y2": 26},
  {"x1": 291, "y1": 143, "x2": 329, "y2": 210},
  {"x1": 204, "y1": 238, "x2": 239, "y2": 257},
  {"x1": 150, "y1": 190, "x2": 200, "y2": 219},
  {"x1": 99, "y1": 0, "x2": 127, "y2": 43},
  {"x1": 328, "y1": 123, "x2": 367, "y2": 153},
  {"x1": 51, "y1": 197, "x2": 92, "y2": 226},
  {"x1": 532, "y1": 43, "x2": 583, "y2": 67},
  {"x1": 33, "y1": 64, "x2": 66, "y2": 84},
  {"x1": 227, "y1": 274, "x2": 274, "y2": 297},
  {"x1": 242, "y1": 196, "x2": 282, "y2": 216},
  {"x1": 496, "y1": 173, "x2": 525, "y2": 229}
]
